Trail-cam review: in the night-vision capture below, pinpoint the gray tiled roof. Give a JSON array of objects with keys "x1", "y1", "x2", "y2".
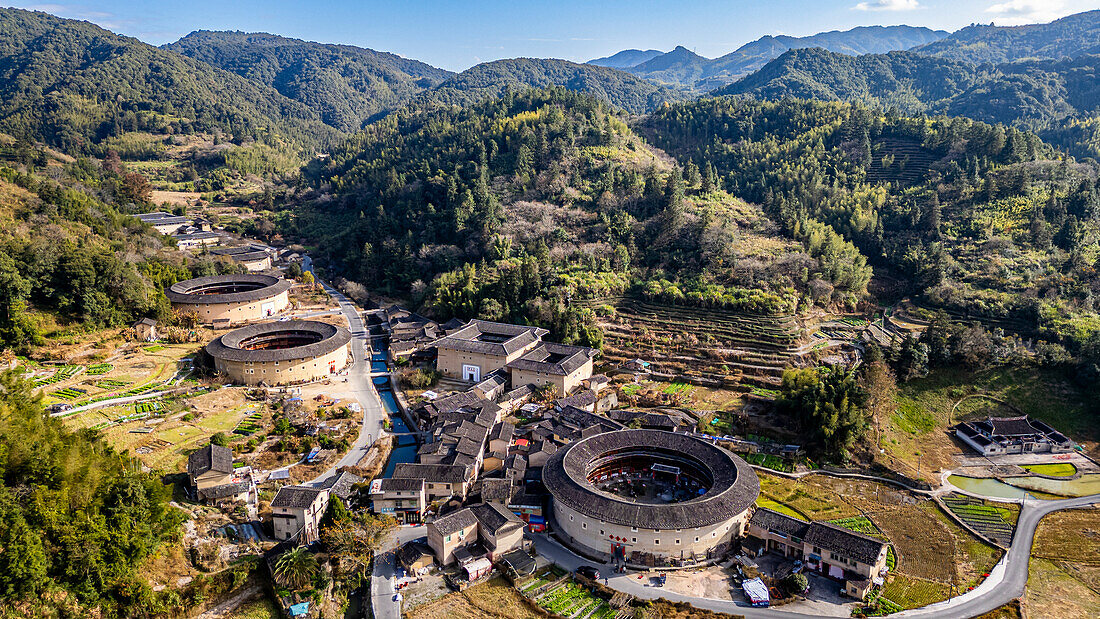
[
  {"x1": 432, "y1": 320, "x2": 547, "y2": 356},
  {"x1": 188, "y1": 444, "x2": 234, "y2": 477},
  {"x1": 750, "y1": 507, "x2": 809, "y2": 538},
  {"x1": 804, "y1": 521, "x2": 886, "y2": 566},
  {"x1": 272, "y1": 485, "x2": 327, "y2": 509},
  {"x1": 393, "y1": 463, "x2": 469, "y2": 484},
  {"x1": 198, "y1": 481, "x2": 249, "y2": 500},
  {"x1": 166, "y1": 273, "x2": 292, "y2": 304},
  {"x1": 322, "y1": 471, "x2": 365, "y2": 499},
  {"x1": 470, "y1": 501, "x2": 525, "y2": 535},
  {"x1": 431, "y1": 507, "x2": 478, "y2": 536},
  {"x1": 205, "y1": 320, "x2": 351, "y2": 363},
  {"x1": 489, "y1": 421, "x2": 515, "y2": 444},
  {"x1": 480, "y1": 478, "x2": 515, "y2": 501},
  {"x1": 508, "y1": 342, "x2": 596, "y2": 376},
  {"x1": 378, "y1": 477, "x2": 425, "y2": 493},
  {"x1": 543, "y1": 429, "x2": 759, "y2": 529}
]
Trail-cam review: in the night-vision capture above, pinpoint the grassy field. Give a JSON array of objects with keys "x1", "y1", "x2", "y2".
[
  {"x1": 407, "y1": 578, "x2": 544, "y2": 619},
  {"x1": 224, "y1": 596, "x2": 280, "y2": 619},
  {"x1": 1025, "y1": 558, "x2": 1100, "y2": 619},
  {"x1": 1022, "y1": 463, "x2": 1077, "y2": 477},
  {"x1": 881, "y1": 575, "x2": 952, "y2": 610},
  {"x1": 871, "y1": 505, "x2": 956, "y2": 582},
  {"x1": 1033, "y1": 509, "x2": 1100, "y2": 564},
  {"x1": 926, "y1": 503, "x2": 1004, "y2": 590},
  {"x1": 754, "y1": 497, "x2": 807, "y2": 520},
  {"x1": 884, "y1": 366, "x2": 1096, "y2": 473},
  {"x1": 756, "y1": 473, "x2": 860, "y2": 521}
]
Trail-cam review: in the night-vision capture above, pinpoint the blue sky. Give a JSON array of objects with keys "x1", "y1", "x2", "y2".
[{"x1": 5, "y1": 0, "x2": 1100, "y2": 71}]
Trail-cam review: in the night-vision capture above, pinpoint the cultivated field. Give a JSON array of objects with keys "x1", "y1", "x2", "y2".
[{"x1": 407, "y1": 578, "x2": 545, "y2": 619}]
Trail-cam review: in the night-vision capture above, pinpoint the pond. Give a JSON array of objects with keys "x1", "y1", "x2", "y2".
[{"x1": 947, "y1": 473, "x2": 1100, "y2": 500}]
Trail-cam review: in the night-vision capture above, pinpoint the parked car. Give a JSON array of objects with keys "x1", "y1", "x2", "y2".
[{"x1": 575, "y1": 566, "x2": 600, "y2": 581}]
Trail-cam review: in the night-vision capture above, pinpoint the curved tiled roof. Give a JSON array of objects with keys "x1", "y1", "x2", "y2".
[
  {"x1": 205, "y1": 320, "x2": 351, "y2": 363},
  {"x1": 166, "y1": 273, "x2": 293, "y2": 305},
  {"x1": 544, "y1": 429, "x2": 759, "y2": 530}
]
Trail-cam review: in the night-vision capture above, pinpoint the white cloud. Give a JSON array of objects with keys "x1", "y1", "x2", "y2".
[
  {"x1": 853, "y1": 0, "x2": 921, "y2": 11},
  {"x1": 986, "y1": 0, "x2": 1072, "y2": 25}
]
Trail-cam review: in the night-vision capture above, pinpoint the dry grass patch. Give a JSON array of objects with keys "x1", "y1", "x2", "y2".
[
  {"x1": 925, "y1": 503, "x2": 1003, "y2": 589},
  {"x1": 756, "y1": 473, "x2": 860, "y2": 521},
  {"x1": 1025, "y1": 558, "x2": 1100, "y2": 619},
  {"x1": 1033, "y1": 509, "x2": 1100, "y2": 563},
  {"x1": 407, "y1": 578, "x2": 544, "y2": 619},
  {"x1": 870, "y1": 504, "x2": 955, "y2": 581}
]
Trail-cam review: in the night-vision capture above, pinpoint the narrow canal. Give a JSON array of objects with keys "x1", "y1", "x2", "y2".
[{"x1": 375, "y1": 375, "x2": 418, "y2": 477}]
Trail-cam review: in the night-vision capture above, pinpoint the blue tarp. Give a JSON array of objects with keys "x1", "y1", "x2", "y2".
[{"x1": 288, "y1": 601, "x2": 310, "y2": 616}]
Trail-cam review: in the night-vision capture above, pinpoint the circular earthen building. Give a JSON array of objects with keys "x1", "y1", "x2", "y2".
[
  {"x1": 544, "y1": 429, "x2": 759, "y2": 566},
  {"x1": 166, "y1": 273, "x2": 293, "y2": 325},
  {"x1": 205, "y1": 320, "x2": 352, "y2": 386}
]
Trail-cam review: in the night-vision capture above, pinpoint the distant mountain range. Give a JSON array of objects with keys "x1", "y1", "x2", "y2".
[
  {"x1": 914, "y1": 10, "x2": 1100, "y2": 64},
  {"x1": 716, "y1": 47, "x2": 1100, "y2": 157},
  {"x1": 588, "y1": 49, "x2": 664, "y2": 69},
  {"x1": 425, "y1": 58, "x2": 685, "y2": 114},
  {"x1": 588, "y1": 25, "x2": 949, "y2": 91},
  {"x1": 166, "y1": 30, "x2": 453, "y2": 132}
]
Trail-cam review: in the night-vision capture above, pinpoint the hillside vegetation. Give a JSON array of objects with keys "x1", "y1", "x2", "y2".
[
  {"x1": 284, "y1": 89, "x2": 844, "y2": 347},
  {"x1": 646, "y1": 98, "x2": 1100, "y2": 365},
  {"x1": 914, "y1": 10, "x2": 1100, "y2": 64},
  {"x1": 0, "y1": 9, "x2": 339, "y2": 154},
  {"x1": 425, "y1": 58, "x2": 685, "y2": 114},
  {"x1": 166, "y1": 30, "x2": 453, "y2": 132},
  {"x1": 717, "y1": 48, "x2": 1100, "y2": 159}
]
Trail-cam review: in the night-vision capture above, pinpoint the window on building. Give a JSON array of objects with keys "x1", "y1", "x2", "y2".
[
  {"x1": 582, "y1": 522, "x2": 587, "y2": 529},
  {"x1": 631, "y1": 537, "x2": 637, "y2": 543},
  {"x1": 631, "y1": 527, "x2": 638, "y2": 532}
]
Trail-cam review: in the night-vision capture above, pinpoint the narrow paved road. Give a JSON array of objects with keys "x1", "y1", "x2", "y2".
[
  {"x1": 307, "y1": 281, "x2": 388, "y2": 486},
  {"x1": 532, "y1": 493, "x2": 1099, "y2": 619},
  {"x1": 300, "y1": 258, "x2": 402, "y2": 619}
]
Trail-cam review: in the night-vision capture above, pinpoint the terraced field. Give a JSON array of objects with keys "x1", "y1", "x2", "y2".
[
  {"x1": 941, "y1": 493, "x2": 1017, "y2": 547},
  {"x1": 585, "y1": 296, "x2": 805, "y2": 385}
]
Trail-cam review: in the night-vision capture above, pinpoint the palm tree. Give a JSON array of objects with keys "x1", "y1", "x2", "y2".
[{"x1": 273, "y1": 547, "x2": 319, "y2": 590}]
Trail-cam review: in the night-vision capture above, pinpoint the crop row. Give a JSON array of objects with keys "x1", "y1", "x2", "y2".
[
  {"x1": 51, "y1": 387, "x2": 88, "y2": 400},
  {"x1": 34, "y1": 365, "x2": 84, "y2": 386},
  {"x1": 829, "y1": 515, "x2": 889, "y2": 541},
  {"x1": 85, "y1": 363, "x2": 113, "y2": 375}
]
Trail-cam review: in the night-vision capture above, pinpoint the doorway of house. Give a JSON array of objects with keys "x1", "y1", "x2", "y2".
[{"x1": 462, "y1": 364, "x2": 480, "y2": 382}]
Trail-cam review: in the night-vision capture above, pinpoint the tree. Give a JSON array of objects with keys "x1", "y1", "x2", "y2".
[
  {"x1": 209, "y1": 433, "x2": 229, "y2": 447},
  {"x1": 118, "y1": 172, "x2": 152, "y2": 205},
  {"x1": 781, "y1": 572, "x2": 809, "y2": 596},
  {"x1": 272, "y1": 548, "x2": 319, "y2": 590},
  {"x1": 895, "y1": 336, "x2": 929, "y2": 381},
  {"x1": 300, "y1": 270, "x2": 315, "y2": 289},
  {"x1": 778, "y1": 366, "x2": 867, "y2": 460},
  {"x1": 859, "y1": 355, "x2": 897, "y2": 449}
]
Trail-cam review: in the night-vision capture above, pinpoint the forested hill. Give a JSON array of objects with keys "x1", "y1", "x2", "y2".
[
  {"x1": 645, "y1": 98, "x2": 1100, "y2": 359},
  {"x1": 424, "y1": 58, "x2": 685, "y2": 114},
  {"x1": 914, "y1": 10, "x2": 1100, "y2": 64},
  {"x1": 618, "y1": 25, "x2": 947, "y2": 91},
  {"x1": 716, "y1": 48, "x2": 1100, "y2": 158},
  {"x1": 166, "y1": 31, "x2": 453, "y2": 132},
  {"x1": 0, "y1": 8, "x2": 338, "y2": 154},
  {"x1": 285, "y1": 89, "x2": 865, "y2": 344}
]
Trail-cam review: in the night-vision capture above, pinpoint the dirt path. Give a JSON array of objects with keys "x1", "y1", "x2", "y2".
[{"x1": 197, "y1": 583, "x2": 262, "y2": 618}]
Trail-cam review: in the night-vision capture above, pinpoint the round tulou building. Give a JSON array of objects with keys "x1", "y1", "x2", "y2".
[
  {"x1": 166, "y1": 273, "x2": 293, "y2": 325},
  {"x1": 205, "y1": 320, "x2": 352, "y2": 386},
  {"x1": 543, "y1": 429, "x2": 760, "y2": 566}
]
